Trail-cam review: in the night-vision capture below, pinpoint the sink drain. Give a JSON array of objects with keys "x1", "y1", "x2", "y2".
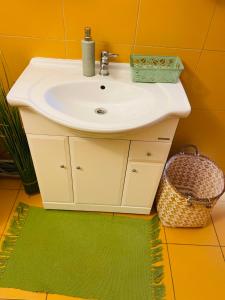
[{"x1": 95, "y1": 108, "x2": 107, "y2": 115}]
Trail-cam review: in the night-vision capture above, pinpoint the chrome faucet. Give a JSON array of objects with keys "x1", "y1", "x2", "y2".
[{"x1": 99, "y1": 51, "x2": 118, "y2": 76}]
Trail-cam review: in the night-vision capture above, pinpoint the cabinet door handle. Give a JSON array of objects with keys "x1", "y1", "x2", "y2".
[
  {"x1": 132, "y1": 169, "x2": 138, "y2": 173},
  {"x1": 60, "y1": 165, "x2": 66, "y2": 169},
  {"x1": 146, "y1": 152, "x2": 152, "y2": 156},
  {"x1": 76, "y1": 166, "x2": 82, "y2": 170}
]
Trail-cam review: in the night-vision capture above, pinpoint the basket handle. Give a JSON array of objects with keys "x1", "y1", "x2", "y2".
[
  {"x1": 186, "y1": 196, "x2": 214, "y2": 208},
  {"x1": 180, "y1": 144, "x2": 199, "y2": 156}
]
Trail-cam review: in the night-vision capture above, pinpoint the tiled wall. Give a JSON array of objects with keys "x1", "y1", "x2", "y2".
[{"x1": 0, "y1": 0, "x2": 224, "y2": 170}]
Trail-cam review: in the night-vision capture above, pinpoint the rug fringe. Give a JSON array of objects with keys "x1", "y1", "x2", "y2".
[
  {"x1": 0, "y1": 202, "x2": 29, "y2": 277},
  {"x1": 149, "y1": 215, "x2": 165, "y2": 300}
]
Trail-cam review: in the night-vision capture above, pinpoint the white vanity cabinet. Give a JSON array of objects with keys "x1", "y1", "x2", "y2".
[
  {"x1": 6, "y1": 58, "x2": 190, "y2": 214},
  {"x1": 23, "y1": 107, "x2": 178, "y2": 214}
]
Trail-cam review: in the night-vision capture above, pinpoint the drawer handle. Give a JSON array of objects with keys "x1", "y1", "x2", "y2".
[
  {"x1": 132, "y1": 169, "x2": 138, "y2": 173},
  {"x1": 146, "y1": 152, "x2": 152, "y2": 157},
  {"x1": 60, "y1": 165, "x2": 66, "y2": 169},
  {"x1": 76, "y1": 166, "x2": 82, "y2": 170}
]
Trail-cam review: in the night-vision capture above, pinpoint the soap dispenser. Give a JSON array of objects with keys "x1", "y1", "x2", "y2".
[{"x1": 82, "y1": 27, "x2": 95, "y2": 77}]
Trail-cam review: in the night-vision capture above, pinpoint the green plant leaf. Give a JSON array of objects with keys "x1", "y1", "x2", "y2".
[{"x1": 0, "y1": 53, "x2": 38, "y2": 194}]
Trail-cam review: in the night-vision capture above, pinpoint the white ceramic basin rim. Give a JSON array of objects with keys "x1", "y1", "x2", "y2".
[{"x1": 6, "y1": 58, "x2": 191, "y2": 133}]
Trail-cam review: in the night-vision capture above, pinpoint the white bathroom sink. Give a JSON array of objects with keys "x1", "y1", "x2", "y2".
[{"x1": 7, "y1": 58, "x2": 190, "y2": 133}]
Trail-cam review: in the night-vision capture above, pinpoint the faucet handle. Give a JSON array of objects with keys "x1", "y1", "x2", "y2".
[
  {"x1": 108, "y1": 53, "x2": 119, "y2": 58},
  {"x1": 101, "y1": 51, "x2": 118, "y2": 59}
]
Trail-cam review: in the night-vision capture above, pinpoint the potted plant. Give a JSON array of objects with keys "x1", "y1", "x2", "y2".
[{"x1": 0, "y1": 53, "x2": 39, "y2": 194}]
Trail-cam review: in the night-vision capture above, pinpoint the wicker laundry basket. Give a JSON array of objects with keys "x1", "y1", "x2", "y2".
[{"x1": 157, "y1": 145, "x2": 225, "y2": 227}]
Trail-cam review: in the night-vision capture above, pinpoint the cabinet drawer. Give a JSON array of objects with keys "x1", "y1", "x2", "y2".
[{"x1": 129, "y1": 141, "x2": 171, "y2": 162}]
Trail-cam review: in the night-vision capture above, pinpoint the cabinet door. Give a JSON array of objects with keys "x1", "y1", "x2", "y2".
[
  {"x1": 69, "y1": 137, "x2": 129, "y2": 206},
  {"x1": 122, "y1": 162, "x2": 164, "y2": 208},
  {"x1": 27, "y1": 134, "x2": 73, "y2": 203}
]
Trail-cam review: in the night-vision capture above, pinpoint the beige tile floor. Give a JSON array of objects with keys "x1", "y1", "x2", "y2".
[{"x1": 0, "y1": 178, "x2": 225, "y2": 300}]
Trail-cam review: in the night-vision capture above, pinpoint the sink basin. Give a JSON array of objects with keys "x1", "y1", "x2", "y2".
[
  {"x1": 7, "y1": 58, "x2": 190, "y2": 133},
  {"x1": 37, "y1": 79, "x2": 168, "y2": 132}
]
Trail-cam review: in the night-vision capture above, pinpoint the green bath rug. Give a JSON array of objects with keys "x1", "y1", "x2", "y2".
[{"x1": 0, "y1": 203, "x2": 164, "y2": 300}]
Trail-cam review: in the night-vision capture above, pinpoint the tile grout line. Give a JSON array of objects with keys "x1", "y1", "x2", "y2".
[
  {"x1": 61, "y1": 0, "x2": 67, "y2": 40},
  {"x1": 61, "y1": 0, "x2": 68, "y2": 58},
  {"x1": 133, "y1": 43, "x2": 202, "y2": 52},
  {"x1": 19, "y1": 180, "x2": 23, "y2": 189},
  {"x1": 0, "y1": 33, "x2": 65, "y2": 42},
  {"x1": 131, "y1": 0, "x2": 141, "y2": 54},
  {"x1": 192, "y1": 0, "x2": 218, "y2": 77},
  {"x1": 2, "y1": 32, "x2": 225, "y2": 54},
  {"x1": 165, "y1": 242, "x2": 221, "y2": 248},
  {"x1": 1, "y1": 188, "x2": 20, "y2": 236},
  {"x1": 187, "y1": 108, "x2": 225, "y2": 112},
  {"x1": 201, "y1": 0, "x2": 218, "y2": 51},
  {"x1": 0, "y1": 187, "x2": 21, "y2": 190},
  {"x1": 210, "y1": 215, "x2": 225, "y2": 261},
  {"x1": 163, "y1": 226, "x2": 177, "y2": 300}
]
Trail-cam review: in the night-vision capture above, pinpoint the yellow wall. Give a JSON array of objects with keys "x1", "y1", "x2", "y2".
[{"x1": 0, "y1": 0, "x2": 224, "y2": 170}]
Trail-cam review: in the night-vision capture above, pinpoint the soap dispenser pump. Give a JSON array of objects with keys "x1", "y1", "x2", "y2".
[{"x1": 82, "y1": 27, "x2": 95, "y2": 77}]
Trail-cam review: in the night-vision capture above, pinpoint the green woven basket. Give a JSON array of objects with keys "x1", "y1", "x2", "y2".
[{"x1": 130, "y1": 55, "x2": 184, "y2": 83}]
